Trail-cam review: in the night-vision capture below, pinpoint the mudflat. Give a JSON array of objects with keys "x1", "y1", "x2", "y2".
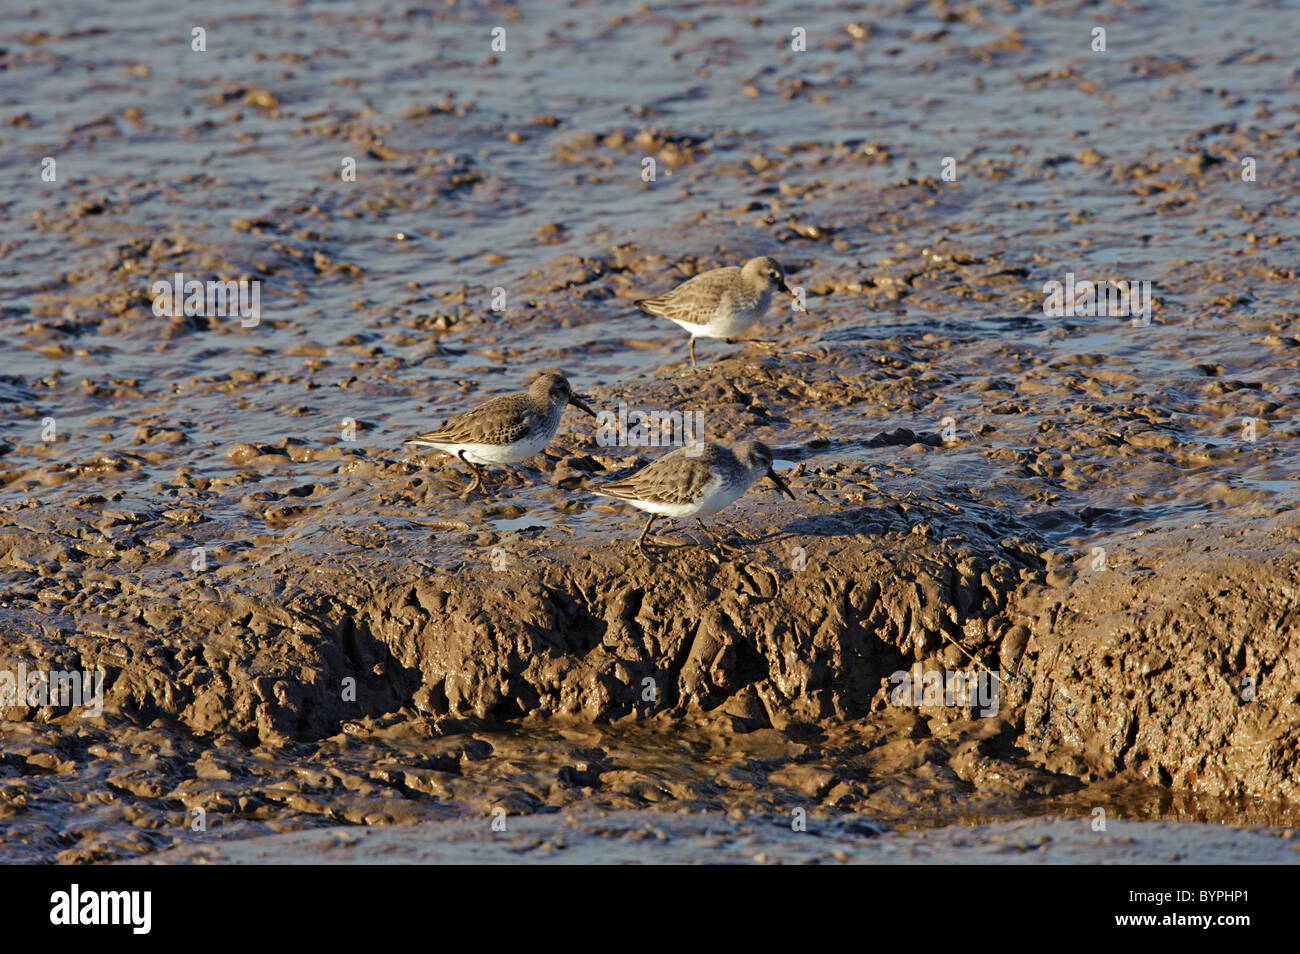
[{"x1": 0, "y1": 0, "x2": 1297, "y2": 863}]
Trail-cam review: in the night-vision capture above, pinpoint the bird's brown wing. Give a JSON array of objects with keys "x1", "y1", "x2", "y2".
[
  {"x1": 596, "y1": 447, "x2": 719, "y2": 504},
  {"x1": 407, "y1": 394, "x2": 538, "y2": 446},
  {"x1": 634, "y1": 268, "x2": 736, "y2": 325}
]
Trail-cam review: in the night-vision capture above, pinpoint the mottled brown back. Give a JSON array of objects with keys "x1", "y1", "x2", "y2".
[
  {"x1": 635, "y1": 267, "x2": 743, "y2": 325},
  {"x1": 596, "y1": 443, "x2": 729, "y2": 504},
  {"x1": 408, "y1": 392, "x2": 548, "y2": 447}
]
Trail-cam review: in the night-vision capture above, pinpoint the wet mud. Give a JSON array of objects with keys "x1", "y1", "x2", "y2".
[
  {"x1": 134, "y1": 813, "x2": 1300, "y2": 865},
  {"x1": 1, "y1": 0, "x2": 1298, "y2": 862}
]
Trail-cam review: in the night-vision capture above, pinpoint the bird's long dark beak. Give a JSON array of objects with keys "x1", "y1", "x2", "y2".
[
  {"x1": 767, "y1": 467, "x2": 795, "y2": 500},
  {"x1": 569, "y1": 394, "x2": 597, "y2": 418},
  {"x1": 777, "y1": 278, "x2": 793, "y2": 297}
]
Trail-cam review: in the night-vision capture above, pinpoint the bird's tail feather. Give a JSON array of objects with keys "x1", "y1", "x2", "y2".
[{"x1": 593, "y1": 483, "x2": 637, "y2": 500}]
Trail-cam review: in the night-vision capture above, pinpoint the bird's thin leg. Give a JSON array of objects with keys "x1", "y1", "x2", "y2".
[
  {"x1": 635, "y1": 514, "x2": 660, "y2": 558},
  {"x1": 473, "y1": 465, "x2": 492, "y2": 501},
  {"x1": 696, "y1": 518, "x2": 742, "y2": 554},
  {"x1": 688, "y1": 337, "x2": 698, "y2": 368},
  {"x1": 719, "y1": 521, "x2": 751, "y2": 543},
  {"x1": 458, "y1": 451, "x2": 489, "y2": 500}
]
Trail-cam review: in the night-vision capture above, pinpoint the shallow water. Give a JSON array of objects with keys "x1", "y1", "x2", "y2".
[{"x1": 3, "y1": 1, "x2": 1296, "y2": 512}]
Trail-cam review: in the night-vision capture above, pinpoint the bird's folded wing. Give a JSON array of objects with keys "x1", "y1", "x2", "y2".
[
  {"x1": 597, "y1": 453, "x2": 713, "y2": 505},
  {"x1": 634, "y1": 272, "x2": 723, "y2": 324},
  {"x1": 408, "y1": 397, "x2": 537, "y2": 446}
]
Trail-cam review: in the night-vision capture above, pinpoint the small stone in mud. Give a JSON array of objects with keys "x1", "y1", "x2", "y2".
[
  {"x1": 242, "y1": 88, "x2": 281, "y2": 112},
  {"x1": 225, "y1": 443, "x2": 262, "y2": 465}
]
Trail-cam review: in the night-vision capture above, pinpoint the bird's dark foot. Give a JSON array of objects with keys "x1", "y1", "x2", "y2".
[
  {"x1": 720, "y1": 524, "x2": 751, "y2": 544},
  {"x1": 461, "y1": 463, "x2": 494, "y2": 501},
  {"x1": 633, "y1": 539, "x2": 664, "y2": 562},
  {"x1": 700, "y1": 541, "x2": 730, "y2": 565},
  {"x1": 462, "y1": 479, "x2": 491, "y2": 502},
  {"x1": 696, "y1": 520, "x2": 745, "y2": 555}
]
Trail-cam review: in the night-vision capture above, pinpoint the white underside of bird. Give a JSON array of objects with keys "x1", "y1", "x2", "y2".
[
  {"x1": 597, "y1": 471, "x2": 746, "y2": 519},
  {"x1": 664, "y1": 291, "x2": 773, "y2": 340},
  {"x1": 403, "y1": 431, "x2": 551, "y2": 466}
]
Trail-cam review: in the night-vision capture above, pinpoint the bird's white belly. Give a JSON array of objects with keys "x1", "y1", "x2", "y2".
[
  {"x1": 633, "y1": 475, "x2": 744, "y2": 518},
  {"x1": 669, "y1": 293, "x2": 770, "y2": 340},
  {"x1": 455, "y1": 432, "x2": 549, "y2": 465},
  {"x1": 691, "y1": 481, "x2": 747, "y2": 516},
  {"x1": 635, "y1": 498, "x2": 704, "y2": 518}
]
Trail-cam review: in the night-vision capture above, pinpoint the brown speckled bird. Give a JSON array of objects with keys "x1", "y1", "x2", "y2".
[
  {"x1": 635, "y1": 256, "x2": 794, "y2": 367},
  {"x1": 404, "y1": 371, "x2": 595, "y2": 498},
  {"x1": 594, "y1": 440, "x2": 794, "y2": 554}
]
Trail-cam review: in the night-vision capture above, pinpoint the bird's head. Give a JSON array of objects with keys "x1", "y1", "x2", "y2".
[
  {"x1": 742, "y1": 256, "x2": 792, "y2": 297},
  {"x1": 736, "y1": 440, "x2": 795, "y2": 499},
  {"x1": 531, "y1": 371, "x2": 596, "y2": 417}
]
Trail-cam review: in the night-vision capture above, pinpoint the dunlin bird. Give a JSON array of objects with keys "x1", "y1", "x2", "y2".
[
  {"x1": 404, "y1": 371, "x2": 596, "y2": 498},
  {"x1": 635, "y1": 256, "x2": 795, "y2": 367},
  {"x1": 594, "y1": 439, "x2": 794, "y2": 554}
]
